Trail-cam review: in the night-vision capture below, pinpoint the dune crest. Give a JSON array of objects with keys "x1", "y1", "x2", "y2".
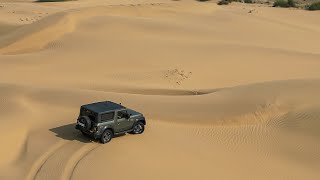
[{"x1": 0, "y1": 2, "x2": 218, "y2": 54}]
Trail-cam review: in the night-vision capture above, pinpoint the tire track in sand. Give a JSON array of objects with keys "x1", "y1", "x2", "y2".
[
  {"x1": 26, "y1": 138, "x2": 99, "y2": 180},
  {"x1": 63, "y1": 143, "x2": 99, "y2": 180},
  {"x1": 26, "y1": 140, "x2": 67, "y2": 180}
]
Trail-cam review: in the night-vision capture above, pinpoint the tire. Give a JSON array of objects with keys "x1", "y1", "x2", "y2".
[
  {"x1": 78, "y1": 116, "x2": 92, "y2": 131},
  {"x1": 100, "y1": 129, "x2": 113, "y2": 144},
  {"x1": 132, "y1": 121, "x2": 145, "y2": 134}
]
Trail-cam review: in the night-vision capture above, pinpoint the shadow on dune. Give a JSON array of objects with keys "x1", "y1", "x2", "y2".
[
  {"x1": 78, "y1": 86, "x2": 221, "y2": 96},
  {"x1": 49, "y1": 123, "x2": 126, "y2": 143},
  {"x1": 35, "y1": 0, "x2": 75, "y2": 2},
  {"x1": 50, "y1": 123, "x2": 91, "y2": 143}
]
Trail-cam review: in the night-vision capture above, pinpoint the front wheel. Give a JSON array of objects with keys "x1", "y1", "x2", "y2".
[
  {"x1": 132, "y1": 122, "x2": 145, "y2": 134},
  {"x1": 100, "y1": 129, "x2": 113, "y2": 144}
]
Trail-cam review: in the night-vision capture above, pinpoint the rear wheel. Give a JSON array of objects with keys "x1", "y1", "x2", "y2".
[
  {"x1": 132, "y1": 122, "x2": 145, "y2": 134},
  {"x1": 100, "y1": 129, "x2": 113, "y2": 144}
]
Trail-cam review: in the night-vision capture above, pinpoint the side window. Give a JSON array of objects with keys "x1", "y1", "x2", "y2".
[
  {"x1": 101, "y1": 112, "x2": 114, "y2": 122},
  {"x1": 117, "y1": 110, "x2": 127, "y2": 119}
]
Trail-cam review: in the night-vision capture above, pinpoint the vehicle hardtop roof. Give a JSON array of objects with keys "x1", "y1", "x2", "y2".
[{"x1": 81, "y1": 101, "x2": 125, "y2": 113}]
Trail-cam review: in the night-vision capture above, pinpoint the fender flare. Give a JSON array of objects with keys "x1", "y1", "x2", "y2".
[{"x1": 101, "y1": 126, "x2": 114, "y2": 135}]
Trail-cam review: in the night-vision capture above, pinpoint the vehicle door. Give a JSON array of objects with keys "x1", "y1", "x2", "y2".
[
  {"x1": 116, "y1": 109, "x2": 134, "y2": 132},
  {"x1": 100, "y1": 111, "x2": 115, "y2": 131}
]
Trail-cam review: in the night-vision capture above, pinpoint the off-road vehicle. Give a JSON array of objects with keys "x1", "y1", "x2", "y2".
[{"x1": 75, "y1": 101, "x2": 146, "y2": 144}]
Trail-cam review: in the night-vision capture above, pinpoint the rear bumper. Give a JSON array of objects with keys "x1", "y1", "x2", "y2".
[
  {"x1": 75, "y1": 125, "x2": 101, "y2": 139},
  {"x1": 84, "y1": 131, "x2": 101, "y2": 139}
]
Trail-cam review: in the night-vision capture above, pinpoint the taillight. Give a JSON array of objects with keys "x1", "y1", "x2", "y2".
[{"x1": 91, "y1": 124, "x2": 98, "y2": 132}]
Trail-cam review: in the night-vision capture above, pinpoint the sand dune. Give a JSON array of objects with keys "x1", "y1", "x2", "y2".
[{"x1": 0, "y1": 0, "x2": 320, "y2": 179}]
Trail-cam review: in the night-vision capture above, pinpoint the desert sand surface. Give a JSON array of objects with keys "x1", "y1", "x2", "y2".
[{"x1": 0, "y1": 0, "x2": 320, "y2": 179}]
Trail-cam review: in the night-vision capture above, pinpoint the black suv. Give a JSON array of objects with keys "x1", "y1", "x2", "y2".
[{"x1": 75, "y1": 101, "x2": 146, "y2": 144}]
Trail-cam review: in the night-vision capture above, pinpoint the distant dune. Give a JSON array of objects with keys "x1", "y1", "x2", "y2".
[{"x1": 0, "y1": 0, "x2": 320, "y2": 179}]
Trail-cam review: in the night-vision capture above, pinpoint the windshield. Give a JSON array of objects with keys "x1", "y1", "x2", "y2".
[{"x1": 79, "y1": 107, "x2": 97, "y2": 122}]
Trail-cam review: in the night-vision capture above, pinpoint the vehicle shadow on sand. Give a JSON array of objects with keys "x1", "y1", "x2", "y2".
[{"x1": 49, "y1": 123, "x2": 126, "y2": 143}]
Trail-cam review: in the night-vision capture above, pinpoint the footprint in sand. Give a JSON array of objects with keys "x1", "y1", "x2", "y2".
[{"x1": 164, "y1": 68, "x2": 192, "y2": 86}]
